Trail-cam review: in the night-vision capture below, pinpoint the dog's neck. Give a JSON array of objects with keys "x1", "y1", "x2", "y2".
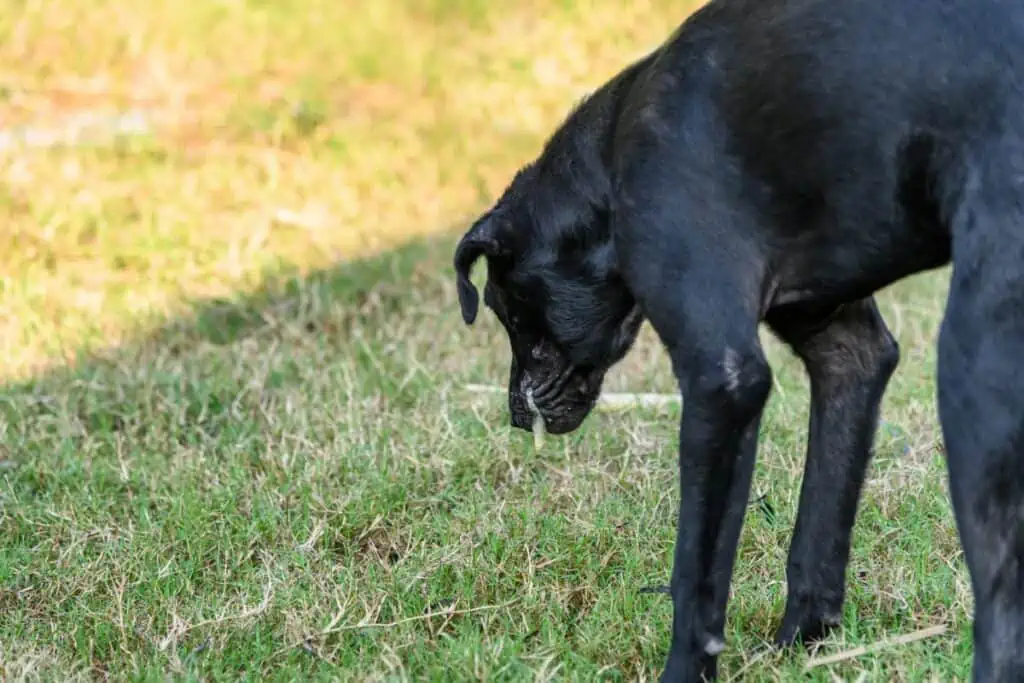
[{"x1": 524, "y1": 53, "x2": 656, "y2": 244}]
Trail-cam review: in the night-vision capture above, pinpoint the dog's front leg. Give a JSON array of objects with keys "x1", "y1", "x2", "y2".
[
  {"x1": 659, "y1": 339, "x2": 773, "y2": 682},
  {"x1": 766, "y1": 297, "x2": 899, "y2": 646},
  {"x1": 612, "y1": 137, "x2": 773, "y2": 681}
]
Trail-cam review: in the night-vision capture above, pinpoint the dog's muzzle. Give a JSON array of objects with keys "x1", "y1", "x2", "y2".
[{"x1": 509, "y1": 367, "x2": 601, "y2": 435}]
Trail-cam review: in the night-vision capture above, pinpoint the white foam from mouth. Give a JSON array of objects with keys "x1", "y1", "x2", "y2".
[{"x1": 525, "y1": 389, "x2": 546, "y2": 450}]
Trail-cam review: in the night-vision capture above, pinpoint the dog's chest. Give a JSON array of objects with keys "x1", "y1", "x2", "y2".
[{"x1": 774, "y1": 213, "x2": 950, "y2": 308}]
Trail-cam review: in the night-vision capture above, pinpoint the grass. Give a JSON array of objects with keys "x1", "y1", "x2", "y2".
[{"x1": 0, "y1": 0, "x2": 972, "y2": 680}]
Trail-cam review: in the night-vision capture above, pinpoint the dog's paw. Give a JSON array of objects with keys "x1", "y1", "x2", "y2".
[
  {"x1": 774, "y1": 595, "x2": 843, "y2": 647},
  {"x1": 659, "y1": 652, "x2": 717, "y2": 683}
]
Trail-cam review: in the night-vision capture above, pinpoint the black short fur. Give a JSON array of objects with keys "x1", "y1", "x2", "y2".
[{"x1": 453, "y1": 0, "x2": 1024, "y2": 680}]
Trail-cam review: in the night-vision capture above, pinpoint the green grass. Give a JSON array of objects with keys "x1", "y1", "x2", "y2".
[{"x1": 0, "y1": 1, "x2": 973, "y2": 681}]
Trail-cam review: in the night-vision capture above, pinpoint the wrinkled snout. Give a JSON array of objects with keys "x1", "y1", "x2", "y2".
[{"x1": 508, "y1": 354, "x2": 603, "y2": 435}]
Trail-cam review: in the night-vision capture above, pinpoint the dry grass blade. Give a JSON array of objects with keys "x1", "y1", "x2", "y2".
[
  {"x1": 0, "y1": 109, "x2": 150, "y2": 150},
  {"x1": 158, "y1": 579, "x2": 275, "y2": 652},
  {"x1": 464, "y1": 384, "x2": 681, "y2": 411},
  {"x1": 804, "y1": 624, "x2": 948, "y2": 671},
  {"x1": 270, "y1": 598, "x2": 521, "y2": 663},
  {"x1": 324, "y1": 597, "x2": 520, "y2": 635}
]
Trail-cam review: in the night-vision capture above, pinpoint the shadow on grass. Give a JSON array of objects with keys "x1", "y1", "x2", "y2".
[
  {"x1": 0, "y1": 223, "x2": 970, "y2": 682},
  {"x1": 0, "y1": 224, "x2": 579, "y2": 679},
  {"x1": 0, "y1": 225, "x2": 479, "y2": 434}
]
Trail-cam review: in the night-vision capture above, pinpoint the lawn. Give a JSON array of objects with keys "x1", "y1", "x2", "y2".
[{"x1": 0, "y1": 1, "x2": 971, "y2": 681}]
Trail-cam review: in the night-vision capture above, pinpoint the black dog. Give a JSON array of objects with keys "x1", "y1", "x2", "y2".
[{"x1": 454, "y1": 0, "x2": 1024, "y2": 680}]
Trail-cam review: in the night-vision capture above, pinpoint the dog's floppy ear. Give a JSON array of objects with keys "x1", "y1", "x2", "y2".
[{"x1": 454, "y1": 215, "x2": 506, "y2": 325}]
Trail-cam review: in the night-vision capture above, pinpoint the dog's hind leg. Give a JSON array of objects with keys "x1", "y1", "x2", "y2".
[
  {"x1": 938, "y1": 168, "x2": 1024, "y2": 681},
  {"x1": 765, "y1": 297, "x2": 900, "y2": 646}
]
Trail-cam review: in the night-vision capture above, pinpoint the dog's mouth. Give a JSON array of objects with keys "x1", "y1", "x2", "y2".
[
  {"x1": 531, "y1": 361, "x2": 590, "y2": 403},
  {"x1": 513, "y1": 365, "x2": 603, "y2": 436}
]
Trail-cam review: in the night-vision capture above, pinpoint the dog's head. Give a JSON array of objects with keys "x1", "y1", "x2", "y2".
[{"x1": 454, "y1": 164, "x2": 643, "y2": 435}]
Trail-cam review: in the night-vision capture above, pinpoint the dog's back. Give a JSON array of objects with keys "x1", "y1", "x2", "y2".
[
  {"x1": 708, "y1": 0, "x2": 1024, "y2": 192},
  {"x1": 610, "y1": 0, "x2": 1024, "y2": 307}
]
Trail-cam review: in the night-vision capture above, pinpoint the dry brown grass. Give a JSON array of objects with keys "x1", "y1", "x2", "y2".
[{"x1": 0, "y1": 0, "x2": 696, "y2": 380}]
